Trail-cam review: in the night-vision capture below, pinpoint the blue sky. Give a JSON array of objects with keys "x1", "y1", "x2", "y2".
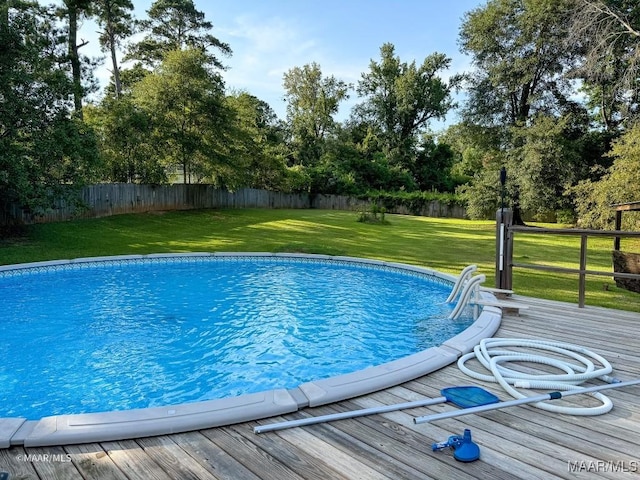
[{"x1": 81, "y1": 1, "x2": 486, "y2": 128}]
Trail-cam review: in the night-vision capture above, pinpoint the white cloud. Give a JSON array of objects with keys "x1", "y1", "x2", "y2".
[
  {"x1": 225, "y1": 16, "x2": 300, "y2": 53},
  {"x1": 219, "y1": 14, "x2": 363, "y2": 119},
  {"x1": 220, "y1": 15, "x2": 316, "y2": 90}
]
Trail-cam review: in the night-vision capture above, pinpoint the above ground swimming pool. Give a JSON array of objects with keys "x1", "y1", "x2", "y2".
[{"x1": 0, "y1": 253, "x2": 501, "y2": 447}]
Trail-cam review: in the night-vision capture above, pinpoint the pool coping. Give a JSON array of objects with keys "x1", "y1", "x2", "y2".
[{"x1": 0, "y1": 252, "x2": 501, "y2": 448}]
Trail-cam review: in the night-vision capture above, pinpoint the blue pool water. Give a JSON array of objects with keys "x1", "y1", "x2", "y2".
[{"x1": 0, "y1": 256, "x2": 471, "y2": 420}]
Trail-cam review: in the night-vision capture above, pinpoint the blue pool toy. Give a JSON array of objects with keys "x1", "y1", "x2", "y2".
[{"x1": 432, "y1": 428, "x2": 480, "y2": 462}]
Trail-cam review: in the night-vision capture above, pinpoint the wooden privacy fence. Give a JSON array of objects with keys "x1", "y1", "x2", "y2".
[
  {"x1": 12, "y1": 184, "x2": 466, "y2": 224},
  {"x1": 495, "y1": 208, "x2": 640, "y2": 307}
]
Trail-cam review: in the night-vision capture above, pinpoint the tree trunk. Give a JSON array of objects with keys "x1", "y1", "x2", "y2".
[
  {"x1": 105, "y1": 5, "x2": 122, "y2": 98},
  {"x1": 109, "y1": 32, "x2": 122, "y2": 97},
  {"x1": 511, "y1": 187, "x2": 526, "y2": 226},
  {"x1": 67, "y1": 2, "x2": 84, "y2": 118},
  {"x1": 517, "y1": 82, "x2": 531, "y2": 124}
]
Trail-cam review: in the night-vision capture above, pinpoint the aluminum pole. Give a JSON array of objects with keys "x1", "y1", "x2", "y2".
[
  {"x1": 414, "y1": 379, "x2": 640, "y2": 424},
  {"x1": 255, "y1": 396, "x2": 447, "y2": 434}
]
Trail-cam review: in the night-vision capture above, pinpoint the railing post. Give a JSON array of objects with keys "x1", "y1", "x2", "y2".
[
  {"x1": 614, "y1": 210, "x2": 622, "y2": 251},
  {"x1": 578, "y1": 235, "x2": 588, "y2": 308},
  {"x1": 496, "y1": 208, "x2": 513, "y2": 290}
]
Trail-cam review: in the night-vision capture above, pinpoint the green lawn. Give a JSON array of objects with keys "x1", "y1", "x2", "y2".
[{"x1": 2, "y1": 208, "x2": 639, "y2": 312}]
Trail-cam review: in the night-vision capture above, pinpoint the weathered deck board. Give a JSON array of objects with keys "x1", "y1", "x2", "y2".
[
  {"x1": 135, "y1": 435, "x2": 222, "y2": 480},
  {"x1": 100, "y1": 440, "x2": 174, "y2": 480},
  {"x1": 25, "y1": 446, "x2": 80, "y2": 479},
  {"x1": 3, "y1": 297, "x2": 640, "y2": 479},
  {"x1": 0, "y1": 446, "x2": 39, "y2": 478},
  {"x1": 164, "y1": 431, "x2": 261, "y2": 480},
  {"x1": 63, "y1": 443, "x2": 128, "y2": 480}
]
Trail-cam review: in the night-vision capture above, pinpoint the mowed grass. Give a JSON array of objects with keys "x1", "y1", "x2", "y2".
[{"x1": 2, "y1": 208, "x2": 639, "y2": 312}]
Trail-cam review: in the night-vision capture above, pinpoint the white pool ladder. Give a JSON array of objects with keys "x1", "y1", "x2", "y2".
[
  {"x1": 446, "y1": 264, "x2": 478, "y2": 303},
  {"x1": 448, "y1": 274, "x2": 486, "y2": 320}
]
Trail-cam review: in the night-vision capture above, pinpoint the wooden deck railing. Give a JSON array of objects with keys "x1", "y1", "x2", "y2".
[{"x1": 495, "y1": 209, "x2": 640, "y2": 307}]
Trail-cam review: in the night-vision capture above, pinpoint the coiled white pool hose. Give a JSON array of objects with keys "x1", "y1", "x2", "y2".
[{"x1": 458, "y1": 338, "x2": 618, "y2": 415}]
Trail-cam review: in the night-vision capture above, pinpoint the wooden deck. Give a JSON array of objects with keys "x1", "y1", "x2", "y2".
[{"x1": 2, "y1": 296, "x2": 639, "y2": 479}]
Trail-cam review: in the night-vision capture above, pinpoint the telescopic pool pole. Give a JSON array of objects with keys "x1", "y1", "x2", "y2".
[
  {"x1": 414, "y1": 378, "x2": 640, "y2": 424},
  {"x1": 254, "y1": 396, "x2": 449, "y2": 434},
  {"x1": 255, "y1": 386, "x2": 500, "y2": 434}
]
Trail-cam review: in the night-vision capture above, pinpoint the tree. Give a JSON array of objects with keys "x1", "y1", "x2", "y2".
[
  {"x1": 356, "y1": 43, "x2": 461, "y2": 170},
  {"x1": 508, "y1": 114, "x2": 581, "y2": 216},
  {"x1": 84, "y1": 97, "x2": 162, "y2": 183},
  {"x1": 1, "y1": 2, "x2": 99, "y2": 228},
  {"x1": 567, "y1": 0, "x2": 640, "y2": 129},
  {"x1": 225, "y1": 92, "x2": 290, "y2": 191},
  {"x1": 132, "y1": 48, "x2": 230, "y2": 184},
  {"x1": 572, "y1": 124, "x2": 640, "y2": 229},
  {"x1": 460, "y1": 106, "x2": 602, "y2": 220},
  {"x1": 458, "y1": 0, "x2": 589, "y2": 221},
  {"x1": 106, "y1": 62, "x2": 151, "y2": 97},
  {"x1": 302, "y1": 120, "x2": 420, "y2": 195},
  {"x1": 441, "y1": 121, "x2": 504, "y2": 181},
  {"x1": 414, "y1": 135, "x2": 457, "y2": 192},
  {"x1": 126, "y1": 0, "x2": 231, "y2": 69},
  {"x1": 59, "y1": 0, "x2": 93, "y2": 118},
  {"x1": 283, "y1": 62, "x2": 350, "y2": 166},
  {"x1": 459, "y1": 0, "x2": 576, "y2": 126},
  {"x1": 94, "y1": 0, "x2": 135, "y2": 98}
]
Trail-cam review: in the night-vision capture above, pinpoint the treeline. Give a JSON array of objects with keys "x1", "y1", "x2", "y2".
[{"x1": 1, "y1": 0, "x2": 640, "y2": 230}]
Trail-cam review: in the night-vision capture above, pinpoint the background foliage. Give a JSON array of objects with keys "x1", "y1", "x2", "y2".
[{"x1": 2, "y1": 0, "x2": 640, "y2": 232}]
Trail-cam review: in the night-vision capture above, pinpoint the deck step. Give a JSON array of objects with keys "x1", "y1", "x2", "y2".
[
  {"x1": 480, "y1": 286, "x2": 514, "y2": 299},
  {"x1": 473, "y1": 299, "x2": 530, "y2": 315}
]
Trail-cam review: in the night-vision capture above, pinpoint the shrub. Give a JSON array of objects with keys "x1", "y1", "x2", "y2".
[
  {"x1": 356, "y1": 202, "x2": 390, "y2": 225},
  {"x1": 362, "y1": 190, "x2": 464, "y2": 216}
]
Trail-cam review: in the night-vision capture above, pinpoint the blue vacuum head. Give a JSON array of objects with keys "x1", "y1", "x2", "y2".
[
  {"x1": 432, "y1": 428, "x2": 480, "y2": 462},
  {"x1": 453, "y1": 429, "x2": 480, "y2": 462}
]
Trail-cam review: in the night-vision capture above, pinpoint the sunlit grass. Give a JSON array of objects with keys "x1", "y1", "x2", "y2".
[{"x1": 1, "y1": 208, "x2": 638, "y2": 312}]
